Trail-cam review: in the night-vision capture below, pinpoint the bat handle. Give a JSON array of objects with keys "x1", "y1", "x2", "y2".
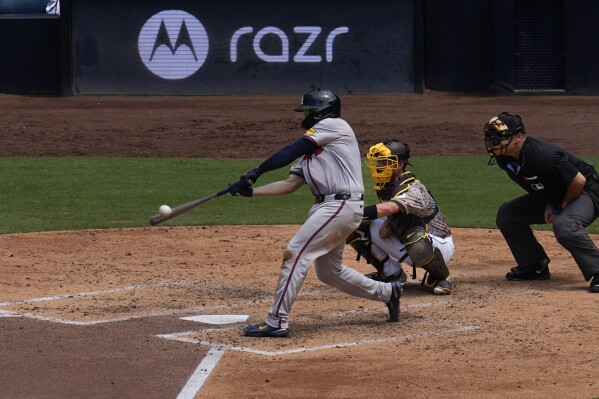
[{"x1": 216, "y1": 187, "x2": 231, "y2": 196}]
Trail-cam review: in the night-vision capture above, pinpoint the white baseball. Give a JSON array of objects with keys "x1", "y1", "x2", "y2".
[{"x1": 159, "y1": 205, "x2": 172, "y2": 217}]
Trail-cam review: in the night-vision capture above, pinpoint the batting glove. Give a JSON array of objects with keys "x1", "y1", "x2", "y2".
[
  {"x1": 228, "y1": 181, "x2": 253, "y2": 197},
  {"x1": 239, "y1": 167, "x2": 261, "y2": 188}
]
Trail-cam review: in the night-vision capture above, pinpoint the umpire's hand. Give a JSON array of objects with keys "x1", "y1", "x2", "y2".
[{"x1": 545, "y1": 202, "x2": 561, "y2": 224}]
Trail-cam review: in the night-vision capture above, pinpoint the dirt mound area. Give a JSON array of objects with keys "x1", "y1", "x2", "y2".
[{"x1": 1, "y1": 92, "x2": 598, "y2": 398}]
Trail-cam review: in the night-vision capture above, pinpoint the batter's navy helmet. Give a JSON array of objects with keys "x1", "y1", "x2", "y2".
[{"x1": 294, "y1": 89, "x2": 341, "y2": 129}]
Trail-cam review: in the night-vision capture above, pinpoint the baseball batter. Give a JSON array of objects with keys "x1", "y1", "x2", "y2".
[{"x1": 228, "y1": 89, "x2": 402, "y2": 337}]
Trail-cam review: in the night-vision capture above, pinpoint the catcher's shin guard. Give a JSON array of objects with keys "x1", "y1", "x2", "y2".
[
  {"x1": 402, "y1": 226, "x2": 449, "y2": 280},
  {"x1": 422, "y1": 246, "x2": 450, "y2": 280}
]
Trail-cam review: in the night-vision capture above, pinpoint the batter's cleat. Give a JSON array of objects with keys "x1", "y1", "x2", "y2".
[
  {"x1": 386, "y1": 280, "x2": 402, "y2": 323},
  {"x1": 590, "y1": 274, "x2": 599, "y2": 293},
  {"x1": 243, "y1": 322, "x2": 289, "y2": 338},
  {"x1": 506, "y1": 262, "x2": 551, "y2": 281},
  {"x1": 365, "y1": 268, "x2": 408, "y2": 284},
  {"x1": 431, "y1": 279, "x2": 453, "y2": 295}
]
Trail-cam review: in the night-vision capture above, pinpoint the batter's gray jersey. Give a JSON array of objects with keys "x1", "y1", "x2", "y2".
[
  {"x1": 265, "y1": 117, "x2": 394, "y2": 330},
  {"x1": 290, "y1": 118, "x2": 364, "y2": 195}
]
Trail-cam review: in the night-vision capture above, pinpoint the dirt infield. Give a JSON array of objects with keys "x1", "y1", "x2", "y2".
[{"x1": 1, "y1": 92, "x2": 599, "y2": 399}]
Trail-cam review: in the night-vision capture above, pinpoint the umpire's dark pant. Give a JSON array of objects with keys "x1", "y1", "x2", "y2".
[{"x1": 496, "y1": 192, "x2": 599, "y2": 281}]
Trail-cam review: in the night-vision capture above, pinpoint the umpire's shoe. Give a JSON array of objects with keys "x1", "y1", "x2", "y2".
[
  {"x1": 386, "y1": 280, "x2": 402, "y2": 323},
  {"x1": 590, "y1": 274, "x2": 599, "y2": 293},
  {"x1": 243, "y1": 322, "x2": 289, "y2": 338},
  {"x1": 506, "y1": 262, "x2": 551, "y2": 281}
]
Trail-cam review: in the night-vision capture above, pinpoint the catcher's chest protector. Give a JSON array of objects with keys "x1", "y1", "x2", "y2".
[
  {"x1": 377, "y1": 172, "x2": 426, "y2": 239},
  {"x1": 376, "y1": 171, "x2": 416, "y2": 202}
]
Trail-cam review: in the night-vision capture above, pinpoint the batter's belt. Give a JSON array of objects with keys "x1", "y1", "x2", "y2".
[{"x1": 315, "y1": 193, "x2": 364, "y2": 204}]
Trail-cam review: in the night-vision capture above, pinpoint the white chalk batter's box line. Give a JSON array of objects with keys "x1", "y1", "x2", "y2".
[
  {"x1": 0, "y1": 281, "x2": 220, "y2": 323},
  {"x1": 0, "y1": 281, "x2": 402, "y2": 325},
  {"x1": 157, "y1": 317, "x2": 480, "y2": 356},
  {"x1": 0, "y1": 280, "x2": 245, "y2": 307},
  {"x1": 169, "y1": 317, "x2": 480, "y2": 399},
  {"x1": 0, "y1": 283, "x2": 477, "y2": 399},
  {"x1": 4, "y1": 278, "x2": 515, "y2": 325}
]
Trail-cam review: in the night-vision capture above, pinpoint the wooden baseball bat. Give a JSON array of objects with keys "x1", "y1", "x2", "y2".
[{"x1": 148, "y1": 187, "x2": 230, "y2": 226}]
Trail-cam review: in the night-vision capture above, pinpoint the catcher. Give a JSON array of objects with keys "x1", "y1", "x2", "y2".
[{"x1": 347, "y1": 140, "x2": 454, "y2": 294}]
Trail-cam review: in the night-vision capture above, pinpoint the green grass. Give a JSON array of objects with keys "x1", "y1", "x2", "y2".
[{"x1": 2, "y1": 156, "x2": 599, "y2": 234}]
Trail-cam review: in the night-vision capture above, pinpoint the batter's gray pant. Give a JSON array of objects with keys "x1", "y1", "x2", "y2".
[
  {"x1": 496, "y1": 192, "x2": 599, "y2": 281},
  {"x1": 266, "y1": 199, "x2": 393, "y2": 330}
]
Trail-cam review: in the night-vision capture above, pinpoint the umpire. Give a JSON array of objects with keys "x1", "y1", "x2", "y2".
[{"x1": 484, "y1": 112, "x2": 599, "y2": 293}]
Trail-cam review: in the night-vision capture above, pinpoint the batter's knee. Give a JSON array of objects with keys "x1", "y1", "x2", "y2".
[
  {"x1": 314, "y1": 263, "x2": 339, "y2": 285},
  {"x1": 282, "y1": 247, "x2": 295, "y2": 263}
]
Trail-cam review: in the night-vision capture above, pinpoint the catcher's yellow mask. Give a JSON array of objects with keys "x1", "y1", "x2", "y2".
[{"x1": 367, "y1": 142, "x2": 399, "y2": 190}]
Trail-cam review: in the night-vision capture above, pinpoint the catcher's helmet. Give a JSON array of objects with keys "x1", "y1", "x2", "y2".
[
  {"x1": 483, "y1": 112, "x2": 525, "y2": 163},
  {"x1": 294, "y1": 89, "x2": 341, "y2": 129},
  {"x1": 367, "y1": 140, "x2": 412, "y2": 190}
]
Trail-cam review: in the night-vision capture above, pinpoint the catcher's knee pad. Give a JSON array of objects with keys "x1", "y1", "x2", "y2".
[
  {"x1": 346, "y1": 220, "x2": 374, "y2": 248},
  {"x1": 402, "y1": 226, "x2": 434, "y2": 265},
  {"x1": 402, "y1": 226, "x2": 449, "y2": 280},
  {"x1": 346, "y1": 221, "x2": 386, "y2": 274},
  {"x1": 345, "y1": 220, "x2": 373, "y2": 244},
  {"x1": 346, "y1": 230, "x2": 363, "y2": 247}
]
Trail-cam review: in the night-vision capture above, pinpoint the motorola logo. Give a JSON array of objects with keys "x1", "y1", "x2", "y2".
[
  {"x1": 138, "y1": 10, "x2": 349, "y2": 81},
  {"x1": 138, "y1": 10, "x2": 209, "y2": 80}
]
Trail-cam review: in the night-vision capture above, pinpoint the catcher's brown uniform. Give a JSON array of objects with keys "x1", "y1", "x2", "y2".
[
  {"x1": 347, "y1": 140, "x2": 454, "y2": 295},
  {"x1": 367, "y1": 171, "x2": 454, "y2": 294}
]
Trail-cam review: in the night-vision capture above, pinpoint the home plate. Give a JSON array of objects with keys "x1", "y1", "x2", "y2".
[{"x1": 181, "y1": 314, "x2": 249, "y2": 325}]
